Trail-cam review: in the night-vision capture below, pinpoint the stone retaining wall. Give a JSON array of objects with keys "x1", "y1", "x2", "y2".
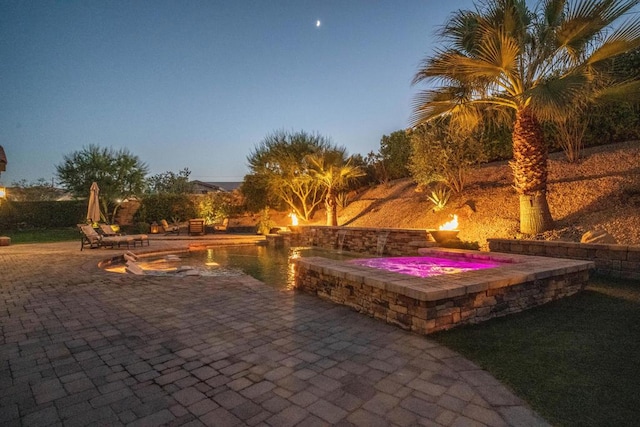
[
  {"x1": 293, "y1": 249, "x2": 593, "y2": 335},
  {"x1": 277, "y1": 226, "x2": 435, "y2": 256},
  {"x1": 488, "y1": 238, "x2": 640, "y2": 280}
]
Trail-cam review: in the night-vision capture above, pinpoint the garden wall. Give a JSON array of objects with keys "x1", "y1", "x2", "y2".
[
  {"x1": 272, "y1": 226, "x2": 435, "y2": 256},
  {"x1": 488, "y1": 238, "x2": 640, "y2": 280}
]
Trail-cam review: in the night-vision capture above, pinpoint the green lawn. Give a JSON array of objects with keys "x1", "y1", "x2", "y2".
[
  {"x1": 2, "y1": 227, "x2": 79, "y2": 244},
  {"x1": 431, "y1": 275, "x2": 640, "y2": 427}
]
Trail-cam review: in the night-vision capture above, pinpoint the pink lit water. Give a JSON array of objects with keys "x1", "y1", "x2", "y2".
[{"x1": 348, "y1": 256, "x2": 502, "y2": 278}]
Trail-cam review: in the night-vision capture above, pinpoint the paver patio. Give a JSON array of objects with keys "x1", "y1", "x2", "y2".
[{"x1": 0, "y1": 237, "x2": 549, "y2": 426}]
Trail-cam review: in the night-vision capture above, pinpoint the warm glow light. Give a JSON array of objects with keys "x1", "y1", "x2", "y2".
[
  {"x1": 290, "y1": 212, "x2": 298, "y2": 226},
  {"x1": 0, "y1": 187, "x2": 6, "y2": 199},
  {"x1": 438, "y1": 214, "x2": 458, "y2": 231}
]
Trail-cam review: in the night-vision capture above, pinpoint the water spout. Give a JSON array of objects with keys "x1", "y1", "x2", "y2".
[
  {"x1": 336, "y1": 229, "x2": 348, "y2": 252},
  {"x1": 376, "y1": 231, "x2": 390, "y2": 256}
]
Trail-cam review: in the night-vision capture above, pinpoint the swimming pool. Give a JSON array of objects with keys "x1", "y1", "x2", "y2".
[{"x1": 105, "y1": 245, "x2": 358, "y2": 289}]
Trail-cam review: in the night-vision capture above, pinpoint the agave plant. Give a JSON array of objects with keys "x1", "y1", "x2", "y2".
[{"x1": 427, "y1": 184, "x2": 451, "y2": 211}]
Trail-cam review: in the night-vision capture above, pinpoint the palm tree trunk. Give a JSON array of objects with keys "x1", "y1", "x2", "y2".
[
  {"x1": 325, "y1": 192, "x2": 338, "y2": 226},
  {"x1": 511, "y1": 107, "x2": 554, "y2": 234}
]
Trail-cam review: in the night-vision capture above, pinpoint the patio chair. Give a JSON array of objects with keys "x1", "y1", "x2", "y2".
[
  {"x1": 161, "y1": 219, "x2": 180, "y2": 235},
  {"x1": 213, "y1": 218, "x2": 229, "y2": 232},
  {"x1": 188, "y1": 218, "x2": 205, "y2": 236},
  {"x1": 79, "y1": 224, "x2": 134, "y2": 251},
  {"x1": 98, "y1": 223, "x2": 150, "y2": 247}
]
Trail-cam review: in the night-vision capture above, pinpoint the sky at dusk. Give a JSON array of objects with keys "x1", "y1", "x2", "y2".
[{"x1": 3, "y1": 0, "x2": 507, "y2": 185}]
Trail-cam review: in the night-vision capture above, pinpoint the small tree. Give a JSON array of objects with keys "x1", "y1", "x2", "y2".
[
  {"x1": 239, "y1": 173, "x2": 285, "y2": 213},
  {"x1": 56, "y1": 145, "x2": 148, "y2": 223},
  {"x1": 554, "y1": 114, "x2": 588, "y2": 163},
  {"x1": 379, "y1": 130, "x2": 412, "y2": 180},
  {"x1": 246, "y1": 130, "x2": 331, "y2": 221},
  {"x1": 196, "y1": 192, "x2": 233, "y2": 225},
  {"x1": 364, "y1": 151, "x2": 390, "y2": 184},
  {"x1": 409, "y1": 120, "x2": 485, "y2": 193},
  {"x1": 145, "y1": 168, "x2": 194, "y2": 194}
]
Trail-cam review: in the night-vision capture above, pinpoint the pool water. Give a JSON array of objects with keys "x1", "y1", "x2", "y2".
[
  {"x1": 348, "y1": 256, "x2": 502, "y2": 278},
  {"x1": 126, "y1": 245, "x2": 358, "y2": 289}
]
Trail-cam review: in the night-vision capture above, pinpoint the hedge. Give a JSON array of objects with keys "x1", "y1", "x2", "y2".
[{"x1": 0, "y1": 200, "x2": 86, "y2": 230}]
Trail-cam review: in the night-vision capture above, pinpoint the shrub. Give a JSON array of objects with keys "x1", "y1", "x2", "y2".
[
  {"x1": 134, "y1": 194, "x2": 196, "y2": 224},
  {"x1": 409, "y1": 121, "x2": 486, "y2": 193},
  {"x1": 195, "y1": 192, "x2": 236, "y2": 225},
  {"x1": 255, "y1": 208, "x2": 276, "y2": 235}
]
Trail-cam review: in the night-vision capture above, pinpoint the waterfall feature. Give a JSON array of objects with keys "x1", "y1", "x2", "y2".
[
  {"x1": 376, "y1": 231, "x2": 390, "y2": 256},
  {"x1": 336, "y1": 229, "x2": 348, "y2": 252}
]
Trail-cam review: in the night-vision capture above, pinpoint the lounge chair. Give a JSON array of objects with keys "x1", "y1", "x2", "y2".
[
  {"x1": 98, "y1": 224, "x2": 150, "y2": 247},
  {"x1": 161, "y1": 219, "x2": 180, "y2": 235},
  {"x1": 79, "y1": 224, "x2": 134, "y2": 251},
  {"x1": 213, "y1": 218, "x2": 229, "y2": 232}
]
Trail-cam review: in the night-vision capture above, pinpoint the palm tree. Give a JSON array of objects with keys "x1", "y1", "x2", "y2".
[
  {"x1": 307, "y1": 149, "x2": 365, "y2": 226},
  {"x1": 411, "y1": 0, "x2": 640, "y2": 233}
]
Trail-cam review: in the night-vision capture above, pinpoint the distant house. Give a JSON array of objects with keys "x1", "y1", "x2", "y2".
[{"x1": 190, "y1": 180, "x2": 242, "y2": 194}]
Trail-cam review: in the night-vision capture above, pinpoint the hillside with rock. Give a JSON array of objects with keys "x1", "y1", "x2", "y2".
[{"x1": 296, "y1": 141, "x2": 640, "y2": 249}]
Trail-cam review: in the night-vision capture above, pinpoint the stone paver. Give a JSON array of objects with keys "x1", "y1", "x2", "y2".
[{"x1": 0, "y1": 238, "x2": 550, "y2": 426}]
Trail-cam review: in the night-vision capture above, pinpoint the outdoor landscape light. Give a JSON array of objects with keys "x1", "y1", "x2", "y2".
[
  {"x1": 0, "y1": 187, "x2": 6, "y2": 199},
  {"x1": 428, "y1": 214, "x2": 460, "y2": 243},
  {"x1": 150, "y1": 222, "x2": 160, "y2": 234}
]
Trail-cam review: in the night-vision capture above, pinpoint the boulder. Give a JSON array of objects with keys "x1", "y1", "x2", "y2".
[
  {"x1": 456, "y1": 203, "x2": 475, "y2": 219},
  {"x1": 580, "y1": 230, "x2": 617, "y2": 244}
]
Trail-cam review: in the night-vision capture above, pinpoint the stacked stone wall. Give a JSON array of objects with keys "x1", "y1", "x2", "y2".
[
  {"x1": 294, "y1": 257, "x2": 590, "y2": 335},
  {"x1": 488, "y1": 239, "x2": 640, "y2": 280},
  {"x1": 281, "y1": 226, "x2": 434, "y2": 256}
]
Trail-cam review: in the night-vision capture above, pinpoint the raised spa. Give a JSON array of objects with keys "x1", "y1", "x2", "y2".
[
  {"x1": 293, "y1": 248, "x2": 594, "y2": 335},
  {"x1": 348, "y1": 256, "x2": 503, "y2": 278}
]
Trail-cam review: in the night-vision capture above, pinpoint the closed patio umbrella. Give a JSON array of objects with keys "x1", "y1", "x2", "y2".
[
  {"x1": 87, "y1": 182, "x2": 102, "y2": 223},
  {"x1": 0, "y1": 145, "x2": 7, "y2": 173}
]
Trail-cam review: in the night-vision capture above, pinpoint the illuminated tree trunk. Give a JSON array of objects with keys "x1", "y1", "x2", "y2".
[
  {"x1": 510, "y1": 107, "x2": 554, "y2": 234},
  {"x1": 325, "y1": 191, "x2": 338, "y2": 226}
]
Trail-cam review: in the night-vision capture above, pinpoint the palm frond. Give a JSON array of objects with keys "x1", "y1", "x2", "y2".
[
  {"x1": 476, "y1": 26, "x2": 522, "y2": 75},
  {"x1": 540, "y1": 0, "x2": 566, "y2": 28},
  {"x1": 440, "y1": 9, "x2": 486, "y2": 54},
  {"x1": 411, "y1": 0, "x2": 640, "y2": 132},
  {"x1": 587, "y1": 17, "x2": 640, "y2": 65},
  {"x1": 526, "y1": 73, "x2": 591, "y2": 121},
  {"x1": 413, "y1": 50, "x2": 507, "y2": 84},
  {"x1": 558, "y1": 0, "x2": 640, "y2": 61},
  {"x1": 410, "y1": 85, "x2": 477, "y2": 126}
]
